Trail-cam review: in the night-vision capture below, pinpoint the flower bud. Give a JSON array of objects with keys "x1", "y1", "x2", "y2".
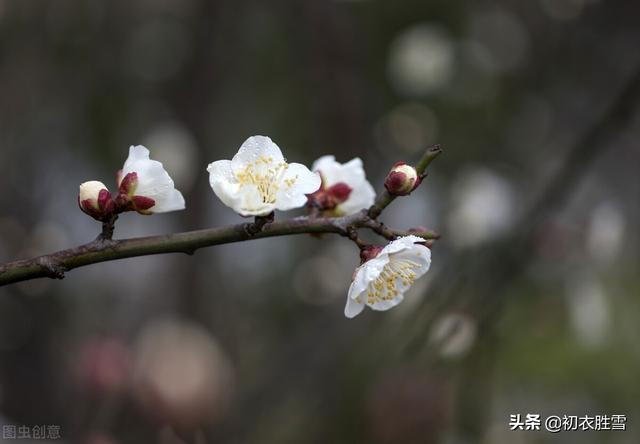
[
  {"x1": 360, "y1": 245, "x2": 384, "y2": 263},
  {"x1": 384, "y1": 162, "x2": 420, "y2": 196},
  {"x1": 117, "y1": 171, "x2": 138, "y2": 196},
  {"x1": 78, "y1": 181, "x2": 114, "y2": 222},
  {"x1": 114, "y1": 172, "x2": 157, "y2": 215},
  {"x1": 307, "y1": 181, "x2": 354, "y2": 212}
]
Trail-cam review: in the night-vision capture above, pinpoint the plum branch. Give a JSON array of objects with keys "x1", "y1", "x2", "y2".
[{"x1": 0, "y1": 145, "x2": 442, "y2": 287}]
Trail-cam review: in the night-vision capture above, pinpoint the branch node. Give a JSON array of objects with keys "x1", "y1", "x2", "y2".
[
  {"x1": 245, "y1": 212, "x2": 275, "y2": 236},
  {"x1": 346, "y1": 227, "x2": 367, "y2": 249},
  {"x1": 37, "y1": 257, "x2": 67, "y2": 280}
]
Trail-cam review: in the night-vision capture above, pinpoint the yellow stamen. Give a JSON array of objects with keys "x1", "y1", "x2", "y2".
[
  {"x1": 235, "y1": 156, "x2": 297, "y2": 204},
  {"x1": 365, "y1": 258, "x2": 421, "y2": 305}
]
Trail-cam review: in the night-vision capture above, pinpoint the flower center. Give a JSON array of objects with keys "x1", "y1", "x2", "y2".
[
  {"x1": 365, "y1": 258, "x2": 421, "y2": 305},
  {"x1": 235, "y1": 156, "x2": 297, "y2": 204}
]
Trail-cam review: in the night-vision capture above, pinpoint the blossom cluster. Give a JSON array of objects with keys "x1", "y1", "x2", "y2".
[
  {"x1": 79, "y1": 136, "x2": 430, "y2": 318},
  {"x1": 78, "y1": 145, "x2": 185, "y2": 221}
]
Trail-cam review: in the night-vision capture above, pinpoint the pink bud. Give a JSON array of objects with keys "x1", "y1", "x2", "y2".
[
  {"x1": 360, "y1": 245, "x2": 384, "y2": 263},
  {"x1": 78, "y1": 181, "x2": 115, "y2": 222},
  {"x1": 384, "y1": 162, "x2": 420, "y2": 196}
]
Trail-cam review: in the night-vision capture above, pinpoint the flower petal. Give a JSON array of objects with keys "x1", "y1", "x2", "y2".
[
  {"x1": 208, "y1": 160, "x2": 242, "y2": 208},
  {"x1": 275, "y1": 163, "x2": 321, "y2": 211},
  {"x1": 150, "y1": 188, "x2": 185, "y2": 213},
  {"x1": 345, "y1": 281, "x2": 366, "y2": 318},
  {"x1": 232, "y1": 135, "x2": 284, "y2": 167},
  {"x1": 122, "y1": 145, "x2": 185, "y2": 213},
  {"x1": 313, "y1": 156, "x2": 366, "y2": 186},
  {"x1": 351, "y1": 255, "x2": 389, "y2": 298},
  {"x1": 379, "y1": 235, "x2": 425, "y2": 256},
  {"x1": 369, "y1": 294, "x2": 405, "y2": 312},
  {"x1": 312, "y1": 155, "x2": 337, "y2": 178},
  {"x1": 338, "y1": 179, "x2": 376, "y2": 215},
  {"x1": 238, "y1": 184, "x2": 276, "y2": 216},
  {"x1": 208, "y1": 160, "x2": 275, "y2": 216},
  {"x1": 392, "y1": 244, "x2": 432, "y2": 276}
]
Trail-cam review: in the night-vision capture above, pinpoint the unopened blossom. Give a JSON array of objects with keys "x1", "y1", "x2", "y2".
[
  {"x1": 78, "y1": 181, "x2": 114, "y2": 221},
  {"x1": 117, "y1": 145, "x2": 186, "y2": 214},
  {"x1": 345, "y1": 235, "x2": 431, "y2": 318},
  {"x1": 309, "y1": 155, "x2": 375, "y2": 216},
  {"x1": 384, "y1": 162, "x2": 420, "y2": 196},
  {"x1": 207, "y1": 136, "x2": 321, "y2": 217}
]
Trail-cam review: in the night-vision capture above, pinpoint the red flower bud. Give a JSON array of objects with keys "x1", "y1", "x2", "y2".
[
  {"x1": 384, "y1": 162, "x2": 420, "y2": 196},
  {"x1": 360, "y1": 245, "x2": 384, "y2": 264}
]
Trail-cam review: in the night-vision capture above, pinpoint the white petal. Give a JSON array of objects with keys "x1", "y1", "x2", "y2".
[
  {"x1": 383, "y1": 246, "x2": 431, "y2": 299},
  {"x1": 208, "y1": 160, "x2": 242, "y2": 209},
  {"x1": 208, "y1": 160, "x2": 275, "y2": 216},
  {"x1": 232, "y1": 135, "x2": 284, "y2": 167},
  {"x1": 312, "y1": 155, "x2": 337, "y2": 178},
  {"x1": 352, "y1": 255, "x2": 389, "y2": 294},
  {"x1": 369, "y1": 294, "x2": 405, "y2": 311},
  {"x1": 274, "y1": 163, "x2": 321, "y2": 211},
  {"x1": 237, "y1": 184, "x2": 276, "y2": 216},
  {"x1": 392, "y1": 243, "x2": 432, "y2": 277},
  {"x1": 123, "y1": 145, "x2": 185, "y2": 213},
  {"x1": 121, "y1": 145, "x2": 151, "y2": 178},
  {"x1": 345, "y1": 281, "x2": 366, "y2": 318},
  {"x1": 151, "y1": 189, "x2": 185, "y2": 212},
  {"x1": 349, "y1": 265, "x2": 370, "y2": 297},
  {"x1": 312, "y1": 155, "x2": 366, "y2": 187},
  {"x1": 379, "y1": 235, "x2": 425, "y2": 256},
  {"x1": 338, "y1": 179, "x2": 376, "y2": 215}
]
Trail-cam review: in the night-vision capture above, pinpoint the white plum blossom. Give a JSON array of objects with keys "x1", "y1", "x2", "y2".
[
  {"x1": 207, "y1": 136, "x2": 321, "y2": 217},
  {"x1": 345, "y1": 235, "x2": 431, "y2": 318},
  {"x1": 311, "y1": 155, "x2": 376, "y2": 216},
  {"x1": 118, "y1": 145, "x2": 186, "y2": 214}
]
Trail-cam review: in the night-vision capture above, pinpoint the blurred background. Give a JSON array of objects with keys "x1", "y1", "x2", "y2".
[{"x1": 0, "y1": 0, "x2": 639, "y2": 443}]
